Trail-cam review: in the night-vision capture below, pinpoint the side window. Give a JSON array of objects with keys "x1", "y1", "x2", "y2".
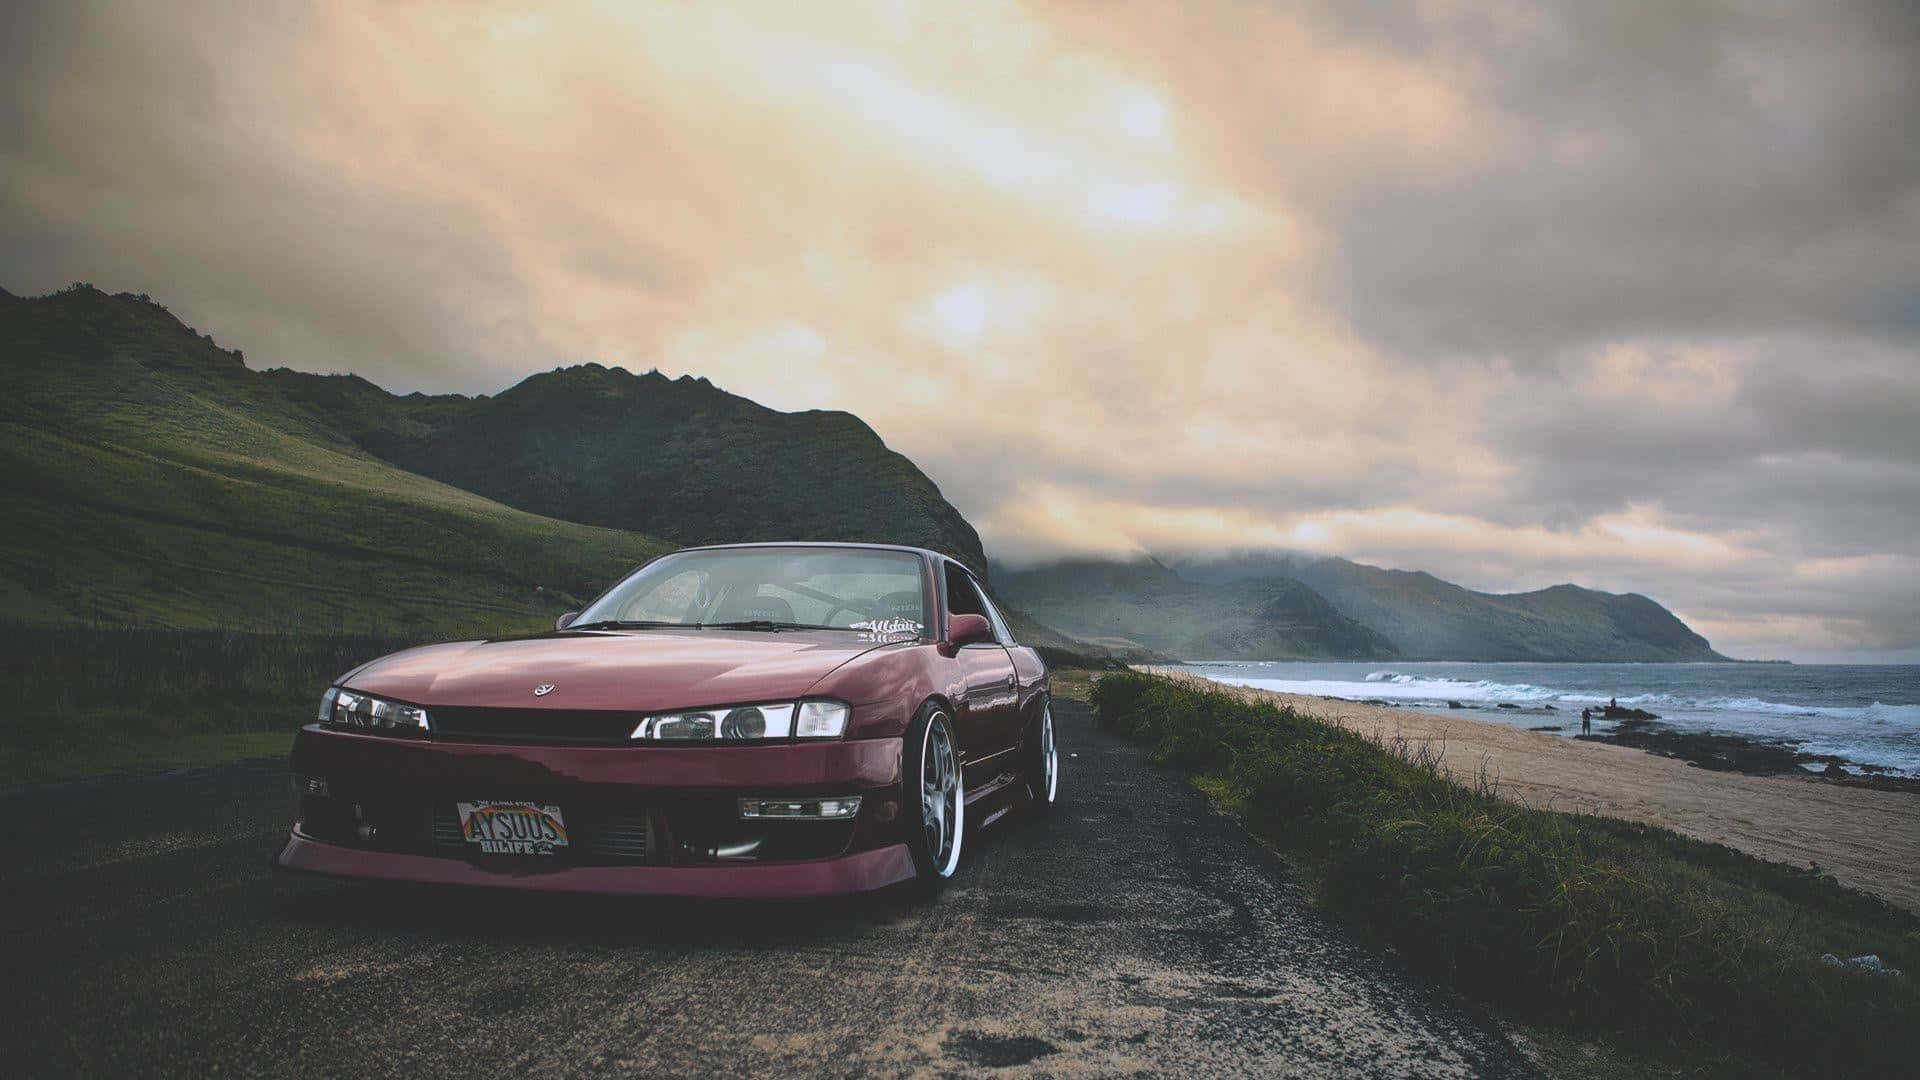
[
  {"x1": 975, "y1": 584, "x2": 1016, "y2": 645},
  {"x1": 943, "y1": 563, "x2": 1006, "y2": 644}
]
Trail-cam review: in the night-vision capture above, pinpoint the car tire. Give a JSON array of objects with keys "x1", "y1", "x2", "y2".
[
  {"x1": 1023, "y1": 699, "x2": 1060, "y2": 813},
  {"x1": 903, "y1": 701, "x2": 965, "y2": 890}
]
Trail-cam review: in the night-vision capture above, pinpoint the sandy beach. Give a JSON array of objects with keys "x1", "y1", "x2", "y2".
[{"x1": 1144, "y1": 667, "x2": 1920, "y2": 912}]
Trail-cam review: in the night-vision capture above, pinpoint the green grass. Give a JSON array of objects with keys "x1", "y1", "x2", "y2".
[
  {"x1": 1090, "y1": 670, "x2": 1920, "y2": 1078},
  {"x1": 0, "y1": 426, "x2": 666, "y2": 633},
  {"x1": 6, "y1": 732, "x2": 296, "y2": 787},
  {"x1": 0, "y1": 627, "x2": 430, "y2": 786}
]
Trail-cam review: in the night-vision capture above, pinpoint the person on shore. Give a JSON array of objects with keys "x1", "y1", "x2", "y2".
[
  {"x1": 1609, "y1": 696, "x2": 1618, "y2": 711},
  {"x1": 1581, "y1": 708, "x2": 1592, "y2": 736}
]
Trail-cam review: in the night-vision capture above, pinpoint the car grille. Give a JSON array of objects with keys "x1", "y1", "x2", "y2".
[
  {"x1": 430, "y1": 804, "x2": 465, "y2": 852},
  {"x1": 428, "y1": 707, "x2": 642, "y2": 745},
  {"x1": 429, "y1": 803, "x2": 654, "y2": 864},
  {"x1": 583, "y1": 808, "x2": 653, "y2": 863}
]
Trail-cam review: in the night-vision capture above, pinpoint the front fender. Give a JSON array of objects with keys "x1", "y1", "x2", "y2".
[{"x1": 809, "y1": 643, "x2": 944, "y2": 740}]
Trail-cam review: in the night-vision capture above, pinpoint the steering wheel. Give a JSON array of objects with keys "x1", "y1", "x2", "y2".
[
  {"x1": 818, "y1": 599, "x2": 863, "y2": 626},
  {"x1": 820, "y1": 598, "x2": 898, "y2": 628}
]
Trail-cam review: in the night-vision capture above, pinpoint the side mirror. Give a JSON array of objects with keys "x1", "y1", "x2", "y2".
[
  {"x1": 555, "y1": 611, "x2": 579, "y2": 630},
  {"x1": 947, "y1": 613, "x2": 993, "y2": 648}
]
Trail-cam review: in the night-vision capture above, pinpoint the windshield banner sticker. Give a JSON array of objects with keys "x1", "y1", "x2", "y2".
[{"x1": 851, "y1": 617, "x2": 923, "y2": 642}]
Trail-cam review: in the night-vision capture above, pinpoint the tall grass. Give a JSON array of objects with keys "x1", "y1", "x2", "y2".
[
  {"x1": 1091, "y1": 670, "x2": 1920, "y2": 1077},
  {"x1": 0, "y1": 627, "x2": 432, "y2": 783}
]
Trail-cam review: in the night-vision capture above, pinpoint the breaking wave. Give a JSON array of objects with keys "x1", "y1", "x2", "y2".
[
  {"x1": 1862, "y1": 702, "x2": 1920, "y2": 725},
  {"x1": 1352, "y1": 671, "x2": 1920, "y2": 722}
]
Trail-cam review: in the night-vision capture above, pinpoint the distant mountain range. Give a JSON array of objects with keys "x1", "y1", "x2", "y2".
[
  {"x1": 995, "y1": 558, "x2": 1396, "y2": 661},
  {"x1": 4, "y1": 282, "x2": 1725, "y2": 661},
  {"x1": 998, "y1": 552, "x2": 1727, "y2": 662},
  {"x1": 1273, "y1": 555, "x2": 1724, "y2": 662}
]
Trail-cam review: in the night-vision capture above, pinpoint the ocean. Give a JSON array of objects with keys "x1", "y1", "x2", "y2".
[{"x1": 1182, "y1": 661, "x2": 1920, "y2": 777}]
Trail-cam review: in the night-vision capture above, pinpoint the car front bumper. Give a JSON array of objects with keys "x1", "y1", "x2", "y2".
[
  {"x1": 273, "y1": 724, "x2": 916, "y2": 897},
  {"x1": 274, "y1": 833, "x2": 917, "y2": 898}
]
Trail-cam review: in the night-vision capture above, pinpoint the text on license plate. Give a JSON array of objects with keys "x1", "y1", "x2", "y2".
[{"x1": 457, "y1": 801, "x2": 569, "y2": 855}]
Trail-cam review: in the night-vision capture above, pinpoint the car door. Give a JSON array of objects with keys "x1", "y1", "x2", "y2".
[{"x1": 943, "y1": 564, "x2": 1020, "y2": 782}]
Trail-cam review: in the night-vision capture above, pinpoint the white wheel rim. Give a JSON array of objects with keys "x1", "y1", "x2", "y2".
[
  {"x1": 922, "y1": 712, "x2": 963, "y2": 876},
  {"x1": 1041, "y1": 703, "x2": 1059, "y2": 802}
]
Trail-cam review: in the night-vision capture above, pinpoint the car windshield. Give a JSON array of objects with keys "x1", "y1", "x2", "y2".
[{"x1": 574, "y1": 547, "x2": 929, "y2": 633}]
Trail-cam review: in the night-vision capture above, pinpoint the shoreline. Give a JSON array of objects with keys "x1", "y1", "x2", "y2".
[
  {"x1": 1142, "y1": 666, "x2": 1920, "y2": 912},
  {"x1": 1178, "y1": 659, "x2": 1918, "y2": 785},
  {"x1": 1353, "y1": 698, "x2": 1920, "y2": 793}
]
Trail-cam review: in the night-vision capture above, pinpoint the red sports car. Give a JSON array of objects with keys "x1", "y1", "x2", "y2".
[{"x1": 274, "y1": 542, "x2": 1059, "y2": 896}]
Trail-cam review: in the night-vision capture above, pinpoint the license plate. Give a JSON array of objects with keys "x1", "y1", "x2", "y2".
[{"x1": 456, "y1": 801, "x2": 569, "y2": 856}]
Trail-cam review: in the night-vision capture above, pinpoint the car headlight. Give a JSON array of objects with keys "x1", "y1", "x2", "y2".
[
  {"x1": 795, "y1": 701, "x2": 850, "y2": 738},
  {"x1": 630, "y1": 700, "x2": 850, "y2": 741},
  {"x1": 320, "y1": 687, "x2": 431, "y2": 734}
]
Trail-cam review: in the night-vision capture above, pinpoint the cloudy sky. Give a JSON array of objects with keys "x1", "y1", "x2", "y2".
[{"x1": 4, "y1": 0, "x2": 1917, "y2": 661}]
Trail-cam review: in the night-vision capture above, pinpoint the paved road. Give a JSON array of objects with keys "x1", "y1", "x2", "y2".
[{"x1": 2, "y1": 699, "x2": 1534, "y2": 1077}]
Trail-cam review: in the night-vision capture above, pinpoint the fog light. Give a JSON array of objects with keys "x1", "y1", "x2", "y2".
[
  {"x1": 738, "y1": 796, "x2": 862, "y2": 820},
  {"x1": 349, "y1": 801, "x2": 376, "y2": 840}
]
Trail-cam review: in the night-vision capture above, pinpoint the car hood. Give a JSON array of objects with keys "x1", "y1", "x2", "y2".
[{"x1": 341, "y1": 628, "x2": 906, "y2": 712}]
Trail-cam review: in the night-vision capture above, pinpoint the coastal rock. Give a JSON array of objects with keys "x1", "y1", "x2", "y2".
[
  {"x1": 1603, "y1": 705, "x2": 1659, "y2": 720},
  {"x1": 1589, "y1": 726, "x2": 1813, "y2": 777},
  {"x1": 1447, "y1": 700, "x2": 1465, "y2": 709},
  {"x1": 1497, "y1": 703, "x2": 1520, "y2": 710}
]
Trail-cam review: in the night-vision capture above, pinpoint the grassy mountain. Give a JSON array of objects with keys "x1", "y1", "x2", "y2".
[
  {"x1": 265, "y1": 362, "x2": 988, "y2": 572},
  {"x1": 0, "y1": 283, "x2": 1046, "y2": 645},
  {"x1": 995, "y1": 558, "x2": 1398, "y2": 660},
  {"x1": 1279, "y1": 556, "x2": 1727, "y2": 662},
  {"x1": 0, "y1": 284, "x2": 672, "y2": 636}
]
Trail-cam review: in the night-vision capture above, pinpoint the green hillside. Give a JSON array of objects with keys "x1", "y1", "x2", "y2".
[
  {"x1": 266, "y1": 361, "x2": 988, "y2": 573},
  {"x1": 0, "y1": 284, "x2": 672, "y2": 637},
  {"x1": 995, "y1": 558, "x2": 1398, "y2": 660}
]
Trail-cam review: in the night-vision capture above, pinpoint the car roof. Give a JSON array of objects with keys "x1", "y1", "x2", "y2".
[{"x1": 670, "y1": 540, "x2": 966, "y2": 568}]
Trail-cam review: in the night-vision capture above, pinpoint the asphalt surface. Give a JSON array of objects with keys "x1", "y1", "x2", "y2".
[{"x1": 2, "y1": 699, "x2": 1535, "y2": 1078}]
